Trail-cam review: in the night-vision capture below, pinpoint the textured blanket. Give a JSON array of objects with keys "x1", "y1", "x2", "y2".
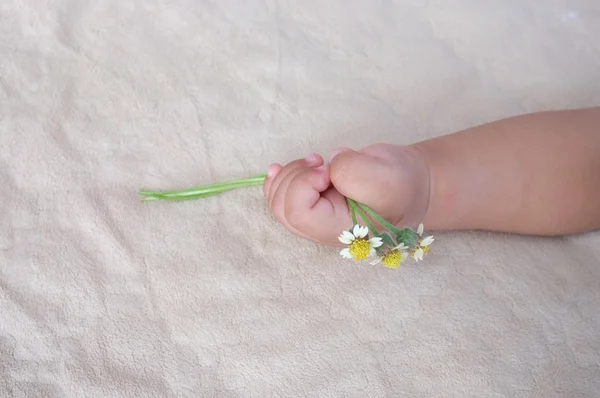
[{"x1": 1, "y1": 1, "x2": 599, "y2": 396}]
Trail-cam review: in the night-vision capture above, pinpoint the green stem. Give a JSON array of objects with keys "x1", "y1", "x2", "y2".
[
  {"x1": 357, "y1": 203, "x2": 420, "y2": 247},
  {"x1": 138, "y1": 173, "x2": 267, "y2": 201},
  {"x1": 140, "y1": 188, "x2": 236, "y2": 201},
  {"x1": 347, "y1": 198, "x2": 378, "y2": 236},
  {"x1": 347, "y1": 198, "x2": 357, "y2": 225},
  {"x1": 357, "y1": 203, "x2": 403, "y2": 236}
]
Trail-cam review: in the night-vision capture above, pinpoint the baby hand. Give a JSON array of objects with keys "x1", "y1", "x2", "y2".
[{"x1": 263, "y1": 144, "x2": 431, "y2": 247}]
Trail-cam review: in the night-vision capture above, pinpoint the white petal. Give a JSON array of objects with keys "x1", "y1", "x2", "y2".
[
  {"x1": 340, "y1": 248, "x2": 352, "y2": 259},
  {"x1": 417, "y1": 223, "x2": 424, "y2": 236},
  {"x1": 339, "y1": 231, "x2": 355, "y2": 244},
  {"x1": 401, "y1": 251, "x2": 409, "y2": 261},
  {"x1": 354, "y1": 225, "x2": 368, "y2": 239},
  {"x1": 360, "y1": 226, "x2": 369, "y2": 237},
  {"x1": 348, "y1": 230, "x2": 357, "y2": 238},
  {"x1": 369, "y1": 237, "x2": 383, "y2": 248},
  {"x1": 369, "y1": 248, "x2": 376, "y2": 257},
  {"x1": 413, "y1": 248, "x2": 424, "y2": 261},
  {"x1": 343, "y1": 230, "x2": 356, "y2": 240},
  {"x1": 392, "y1": 243, "x2": 407, "y2": 251},
  {"x1": 420, "y1": 236, "x2": 434, "y2": 246},
  {"x1": 370, "y1": 257, "x2": 383, "y2": 265}
]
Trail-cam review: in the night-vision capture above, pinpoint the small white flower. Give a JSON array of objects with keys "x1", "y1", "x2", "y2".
[
  {"x1": 371, "y1": 249, "x2": 409, "y2": 267},
  {"x1": 412, "y1": 223, "x2": 434, "y2": 262},
  {"x1": 338, "y1": 225, "x2": 383, "y2": 261},
  {"x1": 370, "y1": 241, "x2": 409, "y2": 266},
  {"x1": 338, "y1": 224, "x2": 369, "y2": 244}
]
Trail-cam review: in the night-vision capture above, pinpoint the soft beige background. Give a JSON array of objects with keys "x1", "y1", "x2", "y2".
[{"x1": 1, "y1": 1, "x2": 600, "y2": 397}]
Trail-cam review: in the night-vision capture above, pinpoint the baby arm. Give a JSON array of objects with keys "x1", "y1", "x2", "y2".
[
  {"x1": 414, "y1": 107, "x2": 600, "y2": 235},
  {"x1": 263, "y1": 107, "x2": 600, "y2": 246}
]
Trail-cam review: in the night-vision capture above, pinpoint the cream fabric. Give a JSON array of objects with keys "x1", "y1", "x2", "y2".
[{"x1": 1, "y1": 1, "x2": 599, "y2": 397}]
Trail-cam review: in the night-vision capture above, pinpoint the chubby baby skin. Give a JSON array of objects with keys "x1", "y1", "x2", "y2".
[{"x1": 263, "y1": 107, "x2": 600, "y2": 246}]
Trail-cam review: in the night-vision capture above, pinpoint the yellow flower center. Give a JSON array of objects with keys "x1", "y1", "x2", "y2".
[
  {"x1": 348, "y1": 239, "x2": 371, "y2": 261},
  {"x1": 422, "y1": 246, "x2": 430, "y2": 255},
  {"x1": 381, "y1": 250, "x2": 403, "y2": 269}
]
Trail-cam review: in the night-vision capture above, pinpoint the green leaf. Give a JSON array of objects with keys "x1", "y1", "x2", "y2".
[
  {"x1": 377, "y1": 232, "x2": 395, "y2": 248},
  {"x1": 395, "y1": 228, "x2": 419, "y2": 248}
]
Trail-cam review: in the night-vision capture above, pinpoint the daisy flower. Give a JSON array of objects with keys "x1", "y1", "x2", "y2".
[
  {"x1": 412, "y1": 223, "x2": 434, "y2": 262},
  {"x1": 339, "y1": 225, "x2": 383, "y2": 261},
  {"x1": 370, "y1": 243, "x2": 409, "y2": 269}
]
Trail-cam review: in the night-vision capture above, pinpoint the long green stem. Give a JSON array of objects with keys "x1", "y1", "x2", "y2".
[
  {"x1": 138, "y1": 173, "x2": 267, "y2": 201},
  {"x1": 356, "y1": 203, "x2": 404, "y2": 236},
  {"x1": 140, "y1": 188, "x2": 236, "y2": 201},
  {"x1": 139, "y1": 173, "x2": 266, "y2": 196}
]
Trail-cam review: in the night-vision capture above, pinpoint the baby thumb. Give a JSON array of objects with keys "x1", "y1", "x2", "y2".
[{"x1": 329, "y1": 148, "x2": 390, "y2": 208}]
